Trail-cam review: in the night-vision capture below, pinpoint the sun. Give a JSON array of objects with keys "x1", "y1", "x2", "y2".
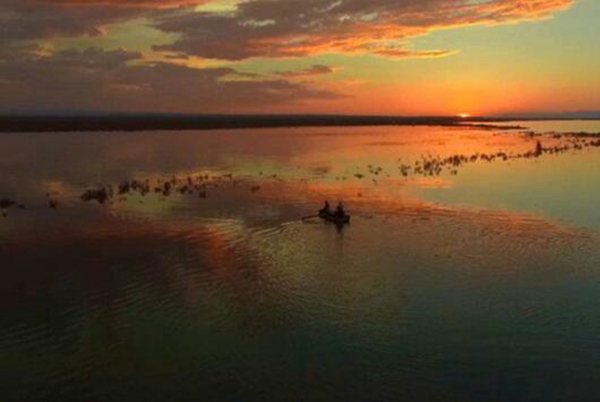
[{"x1": 458, "y1": 113, "x2": 471, "y2": 118}]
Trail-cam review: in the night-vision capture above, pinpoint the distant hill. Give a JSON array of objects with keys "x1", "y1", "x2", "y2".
[
  {"x1": 1, "y1": 110, "x2": 597, "y2": 132},
  {"x1": 0, "y1": 114, "x2": 470, "y2": 132}
]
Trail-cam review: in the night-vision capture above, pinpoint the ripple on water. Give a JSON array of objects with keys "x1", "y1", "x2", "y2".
[{"x1": 1, "y1": 199, "x2": 599, "y2": 400}]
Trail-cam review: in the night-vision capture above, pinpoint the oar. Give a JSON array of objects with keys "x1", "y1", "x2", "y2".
[{"x1": 301, "y1": 214, "x2": 319, "y2": 221}]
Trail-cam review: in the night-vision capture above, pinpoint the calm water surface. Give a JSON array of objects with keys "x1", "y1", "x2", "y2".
[{"x1": 1, "y1": 124, "x2": 599, "y2": 401}]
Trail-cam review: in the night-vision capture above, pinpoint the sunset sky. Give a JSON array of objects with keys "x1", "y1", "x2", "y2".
[{"x1": 1, "y1": 0, "x2": 598, "y2": 116}]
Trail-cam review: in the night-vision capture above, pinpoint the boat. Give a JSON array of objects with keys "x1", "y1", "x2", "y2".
[{"x1": 318, "y1": 210, "x2": 351, "y2": 225}]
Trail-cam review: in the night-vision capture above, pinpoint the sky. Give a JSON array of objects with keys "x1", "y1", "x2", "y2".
[{"x1": 0, "y1": 0, "x2": 598, "y2": 116}]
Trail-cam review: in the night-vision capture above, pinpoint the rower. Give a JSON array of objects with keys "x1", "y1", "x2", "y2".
[
  {"x1": 320, "y1": 201, "x2": 332, "y2": 214},
  {"x1": 334, "y1": 201, "x2": 345, "y2": 218}
]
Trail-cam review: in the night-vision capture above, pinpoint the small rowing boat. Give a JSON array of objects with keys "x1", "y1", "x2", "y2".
[{"x1": 318, "y1": 210, "x2": 351, "y2": 225}]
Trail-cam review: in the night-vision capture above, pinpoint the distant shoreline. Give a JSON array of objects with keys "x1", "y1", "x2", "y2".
[{"x1": 0, "y1": 114, "x2": 537, "y2": 133}]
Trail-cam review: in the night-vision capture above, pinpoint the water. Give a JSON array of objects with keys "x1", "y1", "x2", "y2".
[{"x1": 1, "y1": 124, "x2": 599, "y2": 401}]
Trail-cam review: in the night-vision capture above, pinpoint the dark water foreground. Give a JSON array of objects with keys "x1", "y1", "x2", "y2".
[{"x1": 1, "y1": 124, "x2": 600, "y2": 401}]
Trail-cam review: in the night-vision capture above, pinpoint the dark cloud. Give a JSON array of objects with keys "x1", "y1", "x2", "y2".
[
  {"x1": 0, "y1": 0, "x2": 208, "y2": 41},
  {"x1": 153, "y1": 0, "x2": 573, "y2": 60},
  {"x1": 0, "y1": 0, "x2": 572, "y2": 55},
  {"x1": 0, "y1": 0, "x2": 575, "y2": 113},
  {"x1": 0, "y1": 47, "x2": 345, "y2": 113},
  {"x1": 42, "y1": 0, "x2": 207, "y2": 6},
  {"x1": 1, "y1": 0, "x2": 136, "y2": 40}
]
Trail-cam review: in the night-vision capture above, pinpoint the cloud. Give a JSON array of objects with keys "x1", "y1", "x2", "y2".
[
  {"x1": 41, "y1": 0, "x2": 209, "y2": 7},
  {"x1": 0, "y1": 47, "x2": 345, "y2": 113},
  {"x1": 1, "y1": 0, "x2": 572, "y2": 56},
  {"x1": 153, "y1": 0, "x2": 573, "y2": 60},
  {"x1": 274, "y1": 64, "x2": 338, "y2": 78},
  {"x1": 0, "y1": 0, "x2": 575, "y2": 113},
  {"x1": 370, "y1": 47, "x2": 457, "y2": 59},
  {"x1": 0, "y1": 0, "x2": 210, "y2": 41},
  {"x1": 0, "y1": 1, "x2": 136, "y2": 40}
]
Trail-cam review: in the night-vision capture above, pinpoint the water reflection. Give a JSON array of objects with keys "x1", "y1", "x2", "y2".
[
  {"x1": 1, "y1": 124, "x2": 600, "y2": 400},
  {"x1": 2, "y1": 127, "x2": 599, "y2": 227}
]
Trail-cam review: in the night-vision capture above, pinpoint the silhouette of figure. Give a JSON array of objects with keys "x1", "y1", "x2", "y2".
[
  {"x1": 334, "y1": 201, "x2": 345, "y2": 218},
  {"x1": 320, "y1": 201, "x2": 331, "y2": 215}
]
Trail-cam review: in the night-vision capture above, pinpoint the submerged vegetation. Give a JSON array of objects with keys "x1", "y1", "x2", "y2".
[
  {"x1": 398, "y1": 133, "x2": 600, "y2": 178},
  {"x1": 1, "y1": 130, "x2": 599, "y2": 218}
]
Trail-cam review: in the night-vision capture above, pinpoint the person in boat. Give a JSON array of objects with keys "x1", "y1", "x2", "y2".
[
  {"x1": 334, "y1": 201, "x2": 346, "y2": 218},
  {"x1": 320, "y1": 201, "x2": 332, "y2": 215}
]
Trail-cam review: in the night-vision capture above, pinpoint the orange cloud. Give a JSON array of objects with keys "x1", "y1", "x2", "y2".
[
  {"x1": 0, "y1": 0, "x2": 580, "y2": 114},
  {"x1": 154, "y1": 0, "x2": 573, "y2": 60}
]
